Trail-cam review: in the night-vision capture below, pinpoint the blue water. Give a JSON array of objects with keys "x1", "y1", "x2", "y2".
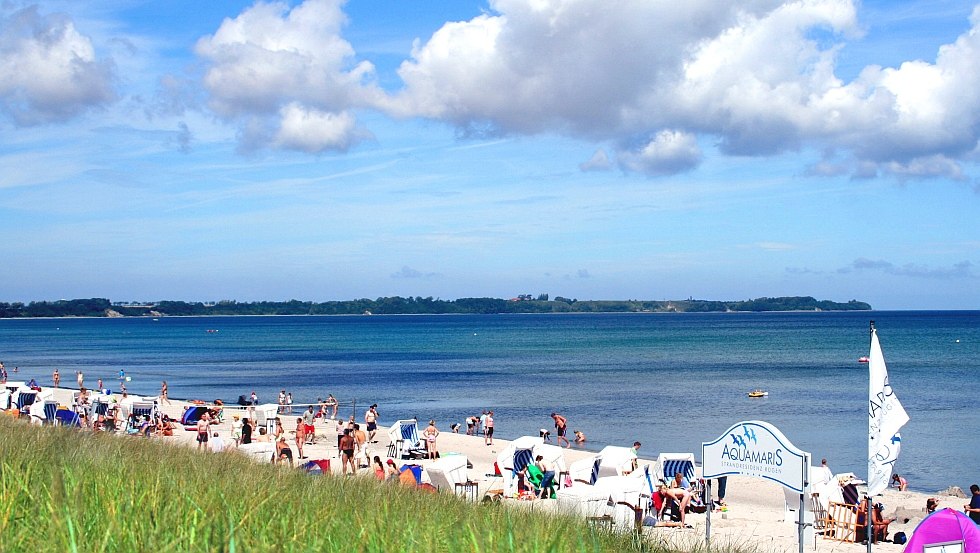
[{"x1": 1, "y1": 311, "x2": 977, "y2": 493}]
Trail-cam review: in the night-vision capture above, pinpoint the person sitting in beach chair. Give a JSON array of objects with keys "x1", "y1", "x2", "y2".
[{"x1": 870, "y1": 503, "x2": 894, "y2": 543}]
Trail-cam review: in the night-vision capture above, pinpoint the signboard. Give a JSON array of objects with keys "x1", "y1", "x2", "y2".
[{"x1": 701, "y1": 420, "x2": 809, "y2": 493}]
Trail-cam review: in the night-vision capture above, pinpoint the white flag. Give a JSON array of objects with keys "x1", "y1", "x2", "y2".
[{"x1": 867, "y1": 328, "x2": 909, "y2": 496}]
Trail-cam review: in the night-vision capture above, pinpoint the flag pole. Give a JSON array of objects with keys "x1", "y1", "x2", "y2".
[{"x1": 867, "y1": 320, "x2": 874, "y2": 553}]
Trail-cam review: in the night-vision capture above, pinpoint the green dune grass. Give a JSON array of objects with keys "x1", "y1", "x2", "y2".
[{"x1": 0, "y1": 416, "x2": 667, "y2": 552}]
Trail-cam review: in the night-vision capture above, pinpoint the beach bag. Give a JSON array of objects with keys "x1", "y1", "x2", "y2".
[{"x1": 892, "y1": 532, "x2": 906, "y2": 545}]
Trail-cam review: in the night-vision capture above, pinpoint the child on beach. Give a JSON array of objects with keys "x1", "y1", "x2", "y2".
[{"x1": 891, "y1": 473, "x2": 908, "y2": 491}]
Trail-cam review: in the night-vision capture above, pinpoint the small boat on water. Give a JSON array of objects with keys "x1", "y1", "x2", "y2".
[
  {"x1": 747, "y1": 389, "x2": 768, "y2": 398},
  {"x1": 858, "y1": 356, "x2": 869, "y2": 363}
]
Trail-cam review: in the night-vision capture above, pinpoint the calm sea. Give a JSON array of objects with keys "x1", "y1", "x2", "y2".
[{"x1": 1, "y1": 311, "x2": 976, "y2": 493}]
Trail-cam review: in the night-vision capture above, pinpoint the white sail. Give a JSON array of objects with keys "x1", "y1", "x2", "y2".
[{"x1": 867, "y1": 327, "x2": 909, "y2": 496}]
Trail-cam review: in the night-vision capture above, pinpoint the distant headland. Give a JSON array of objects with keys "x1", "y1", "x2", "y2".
[{"x1": 0, "y1": 296, "x2": 871, "y2": 318}]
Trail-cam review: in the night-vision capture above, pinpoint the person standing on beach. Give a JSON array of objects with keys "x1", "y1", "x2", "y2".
[
  {"x1": 160, "y1": 381, "x2": 170, "y2": 404},
  {"x1": 485, "y1": 411, "x2": 495, "y2": 446},
  {"x1": 966, "y1": 484, "x2": 980, "y2": 524},
  {"x1": 339, "y1": 429, "x2": 356, "y2": 475},
  {"x1": 478, "y1": 411, "x2": 488, "y2": 436},
  {"x1": 231, "y1": 415, "x2": 243, "y2": 445},
  {"x1": 76, "y1": 371, "x2": 84, "y2": 389},
  {"x1": 326, "y1": 394, "x2": 338, "y2": 419},
  {"x1": 551, "y1": 413, "x2": 570, "y2": 448},
  {"x1": 365, "y1": 404, "x2": 379, "y2": 443},
  {"x1": 295, "y1": 418, "x2": 306, "y2": 460},
  {"x1": 97, "y1": 378, "x2": 103, "y2": 391},
  {"x1": 52, "y1": 369, "x2": 60, "y2": 388},
  {"x1": 240, "y1": 418, "x2": 253, "y2": 445},
  {"x1": 424, "y1": 420, "x2": 439, "y2": 460},
  {"x1": 196, "y1": 413, "x2": 211, "y2": 451},
  {"x1": 336, "y1": 418, "x2": 345, "y2": 452},
  {"x1": 303, "y1": 406, "x2": 316, "y2": 444},
  {"x1": 353, "y1": 423, "x2": 368, "y2": 467}
]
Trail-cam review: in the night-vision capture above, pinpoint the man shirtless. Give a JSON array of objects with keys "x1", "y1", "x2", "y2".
[
  {"x1": 339, "y1": 429, "x2": 356, "y2": 475},
  {"x1": 365, "y1": 404, "x2": 379, "y2": 443},
  {"x1": 551, "y1": 412, "x2": 570, "y2": 448}
]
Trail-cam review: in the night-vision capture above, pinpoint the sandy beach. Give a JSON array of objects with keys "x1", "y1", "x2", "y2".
[{"x1": 26, "y1": 385, "x2": 964, "y2": 553}]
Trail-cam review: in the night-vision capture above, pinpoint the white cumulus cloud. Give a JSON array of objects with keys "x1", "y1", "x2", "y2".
[
  {"x1": 0, "y1": 5, "x2": 115, "y2": 126},
  {"x1": 195, "y1": 0, "x2": 382, "y2": 153},
  {"x1": 382, "y1": 0, "x2": 980, "y2": 178}
]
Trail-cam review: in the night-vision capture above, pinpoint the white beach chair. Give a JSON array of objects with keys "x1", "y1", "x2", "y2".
[
  {"x1": 238, "y1": 442, "x2": 276, "y2": 463},
  {"x1": 597, "y1": 446, "x2": 637, "y2": 477}
]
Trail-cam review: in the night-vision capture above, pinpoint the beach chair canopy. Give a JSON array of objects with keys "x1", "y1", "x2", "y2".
[
  {"x1": 656, "y1": 452, "x2": 697, "y2": 482},
  {"x1": 425, "y1": 455, "x2": 469, "y2": 489},
  {"x1": 904, "y1": 508, "x2": 980, "y2": 553},
  {"x1": 569, "y1": 455, "x2": 602, "y2": 486},
  {"x1": 388, "y1": 419, "x2": 425, "y2": 458},
  {"x1": 54, "y1": 408, "x2": 81, "y2": 427},
  {"x1": 42, "y1": 401, "x2": 58, "y2": 422},
  {"x1": 555, "y1": 482, "x2": 616, "y2": 518},
  {"x1": 253, "y1": 404, "x2": 279, "y2": 425},
  {"x1": 594, "y1": 475, "x2": 651, "y2": 528},
  {"x1": 181, "y1": 406, "x2": 209, "y2": 427},
  {"x1": 597, "y1": 446, "x2": 637, "y2": 477},
  {"x1": 238, "y1": 442, "x2": 275, "y2": 463},
  {"x1": 0, "y1": 389, "x2": 9, "y2": 410},
  {"x1": 12, "y1": 387, "x2": 38, "y2": 412}
]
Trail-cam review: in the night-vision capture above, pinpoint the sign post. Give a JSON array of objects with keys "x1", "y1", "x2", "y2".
[{"x1": 702, "y1": 420, "x2": 811, "y2": 553}]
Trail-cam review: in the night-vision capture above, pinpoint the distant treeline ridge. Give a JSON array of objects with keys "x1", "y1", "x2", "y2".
[{"x1": 0, "y1": 296, "x2": 871, "y2": 318}]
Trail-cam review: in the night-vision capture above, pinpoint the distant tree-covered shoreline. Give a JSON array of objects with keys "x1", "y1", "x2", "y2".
[{"x1": 0, "y1": 296, "x2": 871, "y2": 318}]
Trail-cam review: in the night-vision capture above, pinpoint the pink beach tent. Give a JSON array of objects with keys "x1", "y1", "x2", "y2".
[{"x1": 904, "y1": 508, "x2": 980, "y2": 553}]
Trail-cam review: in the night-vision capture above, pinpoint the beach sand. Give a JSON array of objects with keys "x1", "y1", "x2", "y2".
[{"x1": 39, "y1": 387, "x2": 957, "y2": 553}]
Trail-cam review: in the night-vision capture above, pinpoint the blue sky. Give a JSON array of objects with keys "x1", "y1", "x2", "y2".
[{"x1": 0, "y1": 0, "x2": 978, "y2": 309}]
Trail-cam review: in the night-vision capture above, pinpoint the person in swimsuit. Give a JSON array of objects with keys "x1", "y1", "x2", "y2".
[
  {"x1": 372, "y1": 456, "x2": 386, "y2": 480},
  {"x1": 424, "y1": 420, "x2": 439, "y2": 460},
  {"x1": 339, "y1": 429, "x2": 356, "y2": 475},
  {"x1": 485, "y1": 411, "x2": 495, "y2": 446},
  {"x1": 365, "y1": 404, "x2": 379, "y2": 443},
  {"x1": 551, "y1": 412, "x2": 570, "y2": 448},
  {"x1": 295, "y1": 418, "x2": 306, "y2": 460},
  {"x1": 196, "y1": 413, "x2": 210, "y2": 450},
  {"x1": 275, "y1": 436, "x2": 294, "y2": 467}
]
